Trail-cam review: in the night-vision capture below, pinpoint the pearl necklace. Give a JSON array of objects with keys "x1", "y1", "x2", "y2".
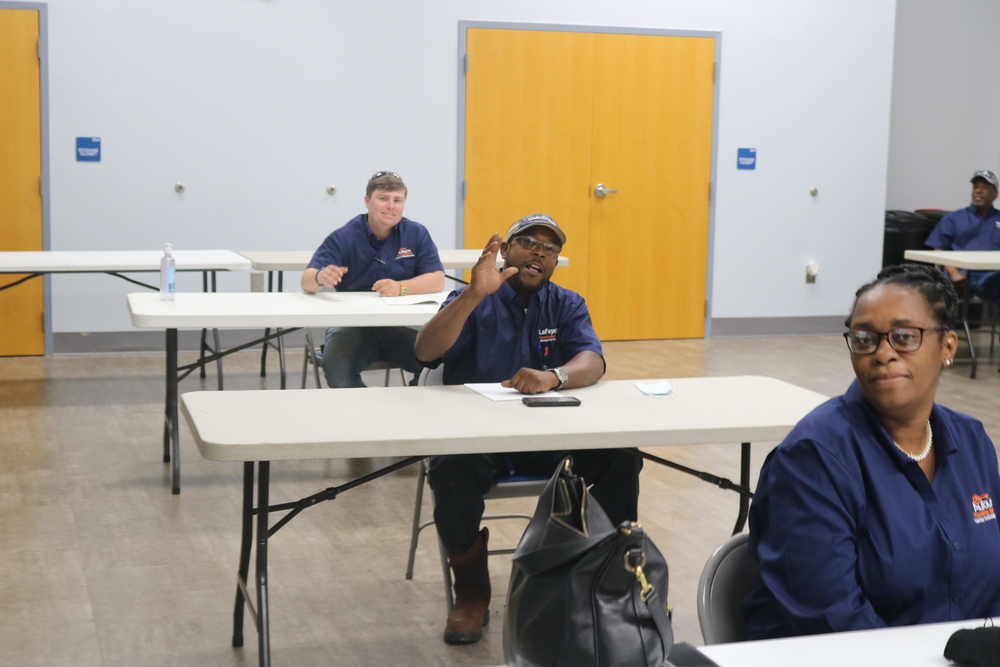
[{"x1": 893, "y1": 420, "x2": 933, "y2": 462}]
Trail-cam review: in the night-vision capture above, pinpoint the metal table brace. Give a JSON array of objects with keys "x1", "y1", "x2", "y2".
[{"x1": 230, "y1": 445, "x2": 754, "y2": 665}]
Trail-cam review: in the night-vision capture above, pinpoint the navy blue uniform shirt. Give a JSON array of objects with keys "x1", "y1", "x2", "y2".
[
  {"x1": 743, "y1": 381, "x2": 1000, "y2": 639},
  {"x1": 925, "y1": 205, "x2": 1000, "y2": 251},
  {"x1": 307, "y1": 214, "x2": 443, "y2": 291},
  {"x1": 428, "y1": 280, "x2": 603, "y2": 386}
]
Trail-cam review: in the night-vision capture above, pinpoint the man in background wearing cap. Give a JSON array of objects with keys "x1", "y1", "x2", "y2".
[
  {"x1": 414, "y1": 214, "x2": 642, "y2": 646},
  {"x1": 925, "y1": 170, "x2": 1000, "y2": 305},
  {"x1": 300, "y1": 172, "x2": 444, "y2": 387}
]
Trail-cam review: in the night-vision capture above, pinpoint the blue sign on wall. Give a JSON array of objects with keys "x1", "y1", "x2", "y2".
[
  {"x1": 76, "y1": 137, "x2": 101, "y2": 162},
  {"x1": 737, "y1": 147, "x2": 756, "y2": 170}
]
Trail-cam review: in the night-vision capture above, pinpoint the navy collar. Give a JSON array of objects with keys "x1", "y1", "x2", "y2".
[
  {"x1": 845, "y1": 379, "x2": 957, "y2": 463},
  {"x1": 498, "y1": 278, "x2": 551, "y2": 307},
  {"x1": 363, "y1": 214, "x2": 399, "y2": 247},
  {"x1": 967, "y1": 204, "x2": 1000, "y2": 220}
]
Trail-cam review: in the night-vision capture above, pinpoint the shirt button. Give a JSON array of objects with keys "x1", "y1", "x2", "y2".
[
  {"x1": 953, "y1": 542, "x2": 960, "y2": 550},
  {"x1": 953, "y1": 595, "x2": 961, "y2": 603}
]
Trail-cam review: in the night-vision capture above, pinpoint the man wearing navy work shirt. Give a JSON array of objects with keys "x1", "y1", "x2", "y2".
[
  {"x1": 925, "y1": 169, "x2": 1000, "y2": 304},
  {"x1": 414, "y1": 214, "x2": 642, "y2": 646},
  {"x1": 300, "y1": 172, "x2": 444, "y2": 387}
]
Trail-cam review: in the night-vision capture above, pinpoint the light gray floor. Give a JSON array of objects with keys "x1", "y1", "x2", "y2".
[{"x1": 1, "y1": 329, "x2": 998, "y2": 666}]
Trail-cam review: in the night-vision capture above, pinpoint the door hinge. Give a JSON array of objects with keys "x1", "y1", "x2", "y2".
[
  {"x1": 39, "y1": 176, "x2": 43, "y2": 199},
  {"x1": 708, "y1": 182, "x2": 712, "y2": 202},
  {"x1": 712, "y1": 62, "x2": 716, "y2": 82},
  {"x1": 704, "y1": 300, "x2": 709, "y2": 319},
  {"x1": 41, "y1": 310, "x2": 46, "y2": 332},
  {"x1": 462, "y1": 180, "x2": 467, "y2": 200},
  {"x1": 464, "y1": 53, "x2": 469, "y2": 73}
]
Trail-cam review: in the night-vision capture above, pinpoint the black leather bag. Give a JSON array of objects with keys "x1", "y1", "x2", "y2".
[{"x1": 503, "y1": 456, "x2": 673, "y2": 667}]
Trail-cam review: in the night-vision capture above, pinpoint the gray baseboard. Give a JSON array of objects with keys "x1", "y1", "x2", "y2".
[
  {"x1": 710, "y1": 316, "x2": 845, "y2": 337},
  {"x1": 52, "y1": 328, "x2": 311, "y2": 354}
]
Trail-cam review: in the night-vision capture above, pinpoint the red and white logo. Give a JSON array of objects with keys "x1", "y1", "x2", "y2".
[
  {"x1": 972, "y1": 493, "x2": 996, "y2": 524},
  {"x1": 396, "y1": 247, "x2": 415, "y2": 260}
]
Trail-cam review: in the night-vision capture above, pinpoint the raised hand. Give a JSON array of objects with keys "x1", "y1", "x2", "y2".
[{"x1": 469, "y1": 233, "x2": 517, "y2": 297}]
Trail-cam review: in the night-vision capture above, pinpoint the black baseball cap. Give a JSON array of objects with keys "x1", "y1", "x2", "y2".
[{"x1": 503, "y1": 214, "x2": 567, "y2": 246}]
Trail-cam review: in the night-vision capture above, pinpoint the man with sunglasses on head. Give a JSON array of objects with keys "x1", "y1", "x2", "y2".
[
  {"x1": 924, "y1": 169, "x2": 1000, "y2": 306},
  {"x1": 414, "y1": 214, "x2": 642, "y2": 646},
  {"x1": 301, "y1": 172, "x2": 444, "y2": 387}
]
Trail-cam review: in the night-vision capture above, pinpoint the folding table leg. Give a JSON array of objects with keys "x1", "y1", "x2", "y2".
[
  {"x1": 260, "y1": 327, "x2": 271, "y2": 378},
  {"x1": 233, "y1": 462, "x2": 255, "y2": 648},
  {"x1": 277, "y1": 331, "x2": 286, "y2": 389},
  {"x1": 162, "y1": 329, "x2": 175, "y2": 464},
  {"x1": 213, "y1": 329, "x2": 224, "y2": 391},
  {"x1": 166, "y1": 328, "x2": 180, "y2": 494},
  {"x1": 257, "y1": 462, "x2": 271, "y2": 667},
  {"x1": 199, "y1": 328, "x2": 209, "y2": 379}
]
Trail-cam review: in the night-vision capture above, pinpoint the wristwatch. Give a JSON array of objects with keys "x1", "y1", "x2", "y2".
[
  {"x1": 550, "y1": 367, "x2": 568, "y2": 390},
  {"x1": 400, "y1": 283, "x2": 409, "y2": 296}
]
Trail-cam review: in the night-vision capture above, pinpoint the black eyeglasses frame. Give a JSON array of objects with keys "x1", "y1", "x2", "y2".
[
  {"x1": 843, "y1": 326, "x2": 948, "y2": 355},
  {"x1": 510, "y1": 235, "x2": 562, "y2": 258}
]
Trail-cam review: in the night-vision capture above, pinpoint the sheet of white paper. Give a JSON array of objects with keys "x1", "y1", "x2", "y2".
[
  {"x1": 464, "y1": 383, "x2": 562, "y2": 402},
  {"x1": 635, "y1": 379, "x2": 675, "y2": 397},
  {"x1": 381, "y1": 292, "x2": 449, "y2": 306}
]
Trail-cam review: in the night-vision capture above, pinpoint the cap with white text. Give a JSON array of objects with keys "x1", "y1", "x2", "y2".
[
  {"x1": 971, "y1": 170, "x2": 999, "y2": 190},
  {"x1": 503, "y1": 214, "x2": 567, "y2": 246}
]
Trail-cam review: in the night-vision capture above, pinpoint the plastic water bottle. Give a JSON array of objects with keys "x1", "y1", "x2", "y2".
[{"x1": 160, "y1": 243, "x2": 176, "y2": 301}]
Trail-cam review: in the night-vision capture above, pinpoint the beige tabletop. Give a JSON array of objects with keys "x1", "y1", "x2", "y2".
[
  {"x1": 237, "y1": 249, "x2": 569, "y2": 271},
  {"x1": 126, "y1": 290, "x2": 446, "y2": 330},
  {"x1": 904, "y1": 249, "x2": 1000, "y2": 270},
  {"x1": 0, "y1": 249, "x2": 252, "y2": 273},
  {"x1": 181, "y1": 376, "x2": 828, "y2": 462}
]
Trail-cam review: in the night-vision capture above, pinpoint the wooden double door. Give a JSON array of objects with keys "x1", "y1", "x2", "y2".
[
  {"x1": 463, "y1": 28, "x2": 715, "y2": 340},
  {"x1": 1, "y1": 7, "x2": 44, "y2": 355}
]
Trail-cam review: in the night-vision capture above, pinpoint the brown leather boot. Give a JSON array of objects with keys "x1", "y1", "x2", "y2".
[{"x1": 443, "y1": 527, "x2": 491, "y2": 645}]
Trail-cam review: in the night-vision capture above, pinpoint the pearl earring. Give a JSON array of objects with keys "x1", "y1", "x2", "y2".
[{"x1": 944, "y1": 359, "x2": 952, "y2": 367}]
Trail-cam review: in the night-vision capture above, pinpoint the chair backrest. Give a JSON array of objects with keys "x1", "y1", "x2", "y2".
[
  {"x1": 697, "y1": 532, "x2": 757, "y2": 645},
  {"x1": 419, "y1": 364, "x2": 445, "y2": 386}
]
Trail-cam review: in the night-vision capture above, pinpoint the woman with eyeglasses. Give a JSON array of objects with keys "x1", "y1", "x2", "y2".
[{"x1": 742, "y1": 263, "x2": 1000, "y2": 639}]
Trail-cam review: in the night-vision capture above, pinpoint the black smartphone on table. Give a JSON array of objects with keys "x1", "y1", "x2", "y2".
[{"x1": 522, "y1": 396, "x2": 581, "y2": 407}]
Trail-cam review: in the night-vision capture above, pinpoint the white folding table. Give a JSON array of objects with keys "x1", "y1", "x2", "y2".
[
  {"x1": 237, "y1": 248, "x2": 570, "y2": 281},
  {"x1": 180, "y1": 376, "x2": 828, "y2": 667},
  {"x1": 904, "y1": 249, "x2": 1000, "y2": 378},
  {"x1": 127, "y1": 290, "x2": 445, "y2": 494},
  {"x1": 0, "y1": 249, "x2": 251, "y2": 290},
  {"x1": 700, "y1": 618, "x2": 985, "y2": 667},
  {"x1": 236, "y1": 249, "x2": 571, "y2": 386},
  {"x1": 0, "y1": 249, "x2": 252, "y2": 368}
]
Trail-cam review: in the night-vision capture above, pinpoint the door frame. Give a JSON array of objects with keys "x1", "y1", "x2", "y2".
[
  {"x1": 1, "y1": 1, "x2": 51, "y2": 352},
  {"x1": 456, "y1": 20, "x2": 722, "y2": 337}
]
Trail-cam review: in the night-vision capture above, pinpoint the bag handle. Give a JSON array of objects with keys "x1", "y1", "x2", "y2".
[{"x1": 624, "y1": 539, "x2": 674, "y2": 654}]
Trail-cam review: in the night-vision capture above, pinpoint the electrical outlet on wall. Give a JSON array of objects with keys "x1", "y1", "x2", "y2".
[{"x1": 806, "y1": 261, "x2": 819, "y2": 284}]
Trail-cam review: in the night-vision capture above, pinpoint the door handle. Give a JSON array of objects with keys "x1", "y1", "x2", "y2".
[{"x1": 594, "y1": 183, "x2": 618, "y2": 198}]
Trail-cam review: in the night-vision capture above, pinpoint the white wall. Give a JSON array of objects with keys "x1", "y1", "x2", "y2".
[
  {"x1": 41, "y1": 0, "x2": 897, "y2": 334},
  {"x1": 885, "y1": 0, "x2": 1000, "y2": 213}
]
